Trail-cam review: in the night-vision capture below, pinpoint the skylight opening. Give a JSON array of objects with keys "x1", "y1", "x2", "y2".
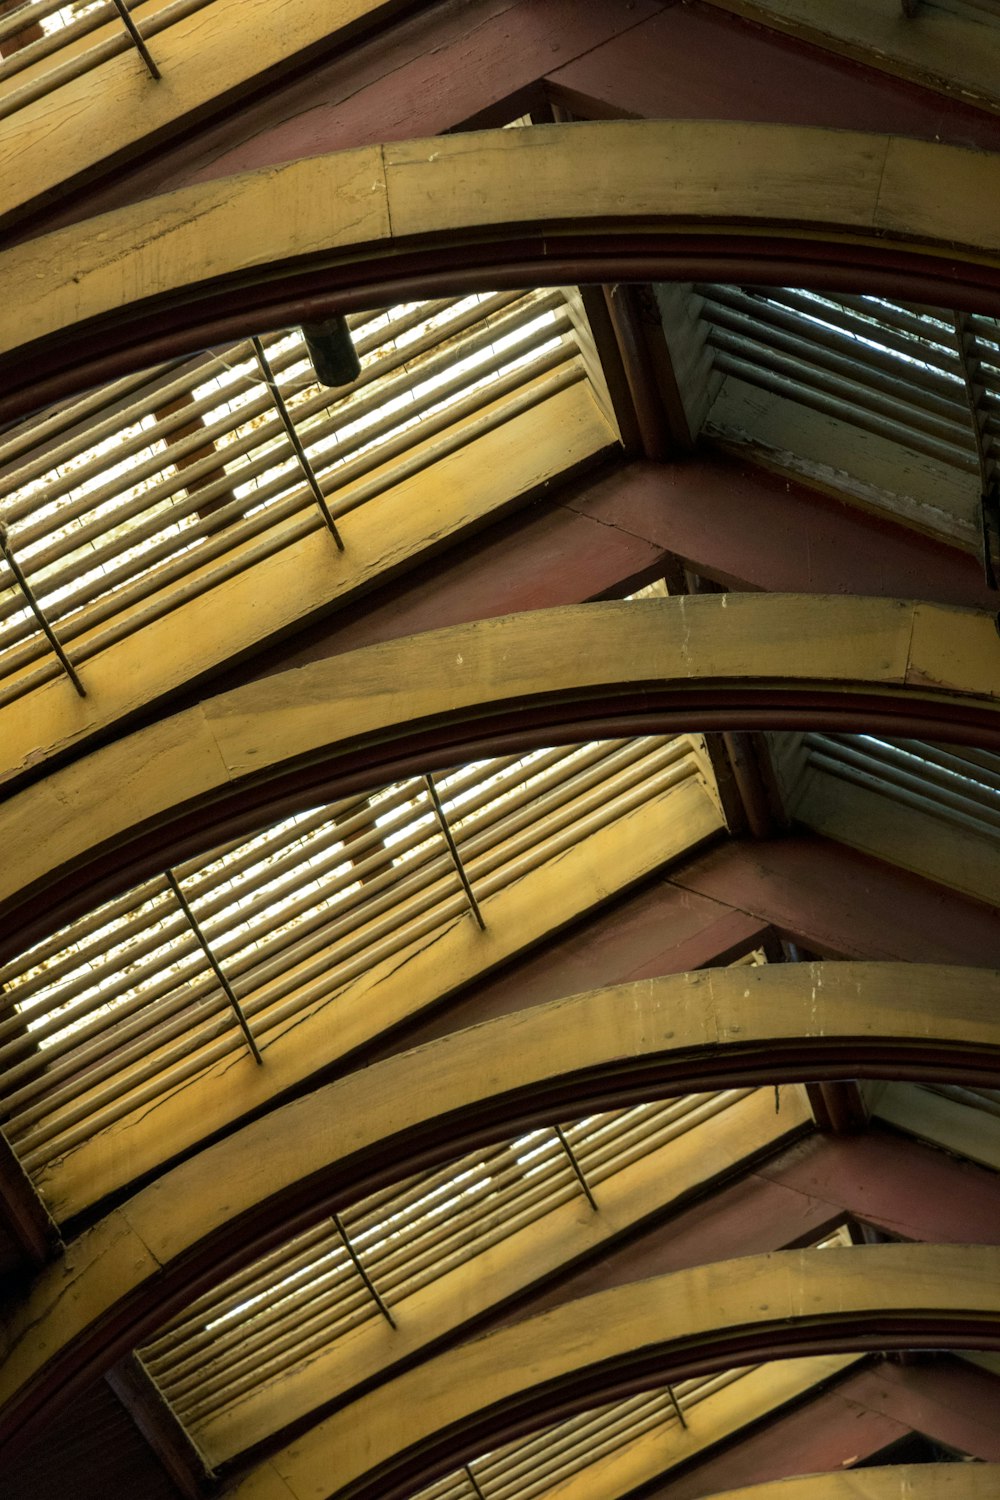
[
  {"x1": 0, "y1": 289, "x2": 575, "y2": 701},
  {"x1": 139, "y1": 1089, "x2": 754, "y2": 1439},
  {"x1": 0, "y1": 734, "x2": 706, "y2": 1179}
]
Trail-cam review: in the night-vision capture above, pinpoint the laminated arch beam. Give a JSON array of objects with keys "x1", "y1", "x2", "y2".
[
  {"x1": 226, "y1": 1245, "x2": 1000, "y2": 1500},
  {"x1": 2, "y1": 962, "x2": 1000, "y2": 1453},
  {"x1": 4, "y1": 122, "x2": 1000, "y2": 418},
  {"x1": 3, "y1": 595, "x2": 1000, "y2": 952}
]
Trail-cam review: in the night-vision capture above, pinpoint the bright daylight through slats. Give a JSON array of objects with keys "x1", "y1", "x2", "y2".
[
  {"x1": 0, "y1": 289, "x2": 575, "y2": 705},
  {"x1": 139, "y1": 1090, "x2": 755, "y2": 1441}
]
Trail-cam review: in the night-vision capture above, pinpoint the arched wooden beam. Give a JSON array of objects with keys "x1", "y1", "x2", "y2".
[
  {"x1": 224, "y1": 1245, "x2": 1000, "y2": 1500},
  {"x1": 2, "y1": 962, "x2": 999, "y2": 1454},
  {"x1": 707, "y1": 1471, "x2": 1000, "y2": 1500},
  {"x1": 3, "y1": 595, "x2": 999, "y2": 960},
  {"x1": 3, "y1": 122, "x2": 1000, "y2": 420}
]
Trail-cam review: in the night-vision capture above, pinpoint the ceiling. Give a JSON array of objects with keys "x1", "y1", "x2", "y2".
[{"x1": 2, "y1": 3, "x2": 1000, "y2": 1499}]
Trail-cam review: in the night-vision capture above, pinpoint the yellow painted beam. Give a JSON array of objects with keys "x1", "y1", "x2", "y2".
[
  {"x1": 1, "y1": 962, "x2": 997, "y2": 1444},
  {"x1": 227, "y1": 1245, "x2": 1000, "y2": 1500},
  {"x1": 3, "y1": 124, "x2": 1000, "y2": 387},
  {"x1": 707, "y1": 1470, "x2": 1000, "y2": 1500},
  {"x1": 3, "y1": 594, "x2": 1000, "y2": 928}
]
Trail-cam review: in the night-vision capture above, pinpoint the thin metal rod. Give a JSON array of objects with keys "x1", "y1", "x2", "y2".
[
  {"x1": 0, "y1": 524, "x2": 85, "y2": 696},
  {"x1": 554, "y1": 1125, "x2": 598, "y2": 1212},
  {"x1": 424, "y1": 773, "x2": 486, "y2": 930},
  {"x1": 954, "y1": 312, "x2": 995, "y2": 498},
  {"x1": 954, "y1": 313, "x2": 1000, "y2": 633},
  {"x1": 250, "y1": 336, "x2": 345, "y2": 550},
  {"x1": 108, "y1": 0, "x2": 161, "y2": 79},
  {"x1": 465, "y1": 1466, "x2": 488, "y2": 1500},
  {"x1": 164, "y1": 871, "x2": 263, "y2": 1066},
  {"x1": 331, "y1": 1212, "x2": 396, "y2": 1329},
  {"x1": 667, "y1": 1383, "x2": 688, "y2": 1429}
]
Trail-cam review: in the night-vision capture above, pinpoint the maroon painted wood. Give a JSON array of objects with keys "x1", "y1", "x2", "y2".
[
  {"x1": 223, "y1": 454, "x2": 992, "y2": 699},
  {"x1": 670, "y1": 836, "x2": 1000, "y2": 966},
  {"x1": 549, "y1": 3, "x2": 1000, "y2": 152},
  {"x1": 495, "y1": 1130, "x2": 1000, "y2": 1331}
]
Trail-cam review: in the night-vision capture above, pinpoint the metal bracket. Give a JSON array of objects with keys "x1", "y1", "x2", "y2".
[
  {"x1": 0, "y1": 522, "x2": 86, "y2": 695},
  {"x1": 109, "y1": 0, "x2": 161, "y2": 79},
  {"x1": 165, "y1": 870, "x2": 263, "y2": 1065},
  {"x1": 251, "y1": 336, "x2": 345, "y2": 550},
  {"x1": 332, "y1": 1211, "x2": 396, "y2": 1328},
  {"x1": 424, "y1": 773, "x2": 486, "y2": 930}
]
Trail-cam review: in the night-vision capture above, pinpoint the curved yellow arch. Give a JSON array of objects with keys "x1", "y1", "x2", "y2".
[
  {"x1": 2, "y1": 962, "x2": 998, "y2": 1450},
  {"x1": 4, "y1": 122, "x2": 1000, "y2": 412},
  {"x1": 227, "y1": 1245, "x2": 1000, "y2": 1500},
  {"x1": 3, "y1": 595, "x2": 999, "y2": 941},
  {"x1": 708, "y1": 1472, "x2": 1000, "y2": 1500}
]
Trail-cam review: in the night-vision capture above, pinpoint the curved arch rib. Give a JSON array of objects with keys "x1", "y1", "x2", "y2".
[
  {"x1": 4, "y1": 595, "x2": 1000, "y2": 949},
  {"x1": 2, "y1": 962, "x2": 999, "y2": 1452},
  {"x1": 226, "y1": 1245, "x2": 1000, "y2": 1500},
  {"x1": 4, "y1": 122, "x2": 1000, "y2": 418}
]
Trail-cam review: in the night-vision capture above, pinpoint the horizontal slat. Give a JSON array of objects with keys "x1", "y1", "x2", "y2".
[
  {"x1": 802, "y1": 733, "x2": 1000, "y2": 838},
  {"x1": 689, "y1": 283, "x2": 992, "y2": 483}
]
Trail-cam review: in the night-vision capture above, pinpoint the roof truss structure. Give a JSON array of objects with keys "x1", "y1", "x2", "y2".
[{"x1": 4, "y1": 5, "x2": 1000, "y2": 1500}]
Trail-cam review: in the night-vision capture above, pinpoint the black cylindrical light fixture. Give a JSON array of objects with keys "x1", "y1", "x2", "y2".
[{"x1": 301, "y1": 314, "x2": 361, "y2": 388}]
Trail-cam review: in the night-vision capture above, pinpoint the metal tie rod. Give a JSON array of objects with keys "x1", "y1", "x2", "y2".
[
  {"x1": 424, "y1": 773, "x2": 486, "y2": 930},
  {"x1": 554, "y1": 1125, "x2": 598, "y2": 1212},
  {"x1": 251, "y1": 336, "x2": 345, "y2": 550},
  {"x1": 667, "y1": 1383, "x2": 688, "y2": 1429},
  {"x1": 109, "y1": 0, "x2": 161, "y2": 79},
  {"x1": 0, "y1": 522, "x2": 85, "y2": 696},
  {"x1": 465, "y1": 1467, "x2": 488, "y2": 1500},
  {"x1": 332, "y1": 1211, "x2": 397, "y2": 1328},
  {"x1": 164, "y1": 871, "x2": 263, "y2": 1066},
  {"x1": 954, "y1": 313, "x2": 1000, "y2": 635}
]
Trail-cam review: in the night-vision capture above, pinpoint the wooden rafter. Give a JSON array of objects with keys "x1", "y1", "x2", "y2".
[
  {"x1": 180, "y1": 1123, "x2": 1000, "y2": 1467},
  {"x1": 153, "y1": 1089, "x2": 810, "y2": 1467}
]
